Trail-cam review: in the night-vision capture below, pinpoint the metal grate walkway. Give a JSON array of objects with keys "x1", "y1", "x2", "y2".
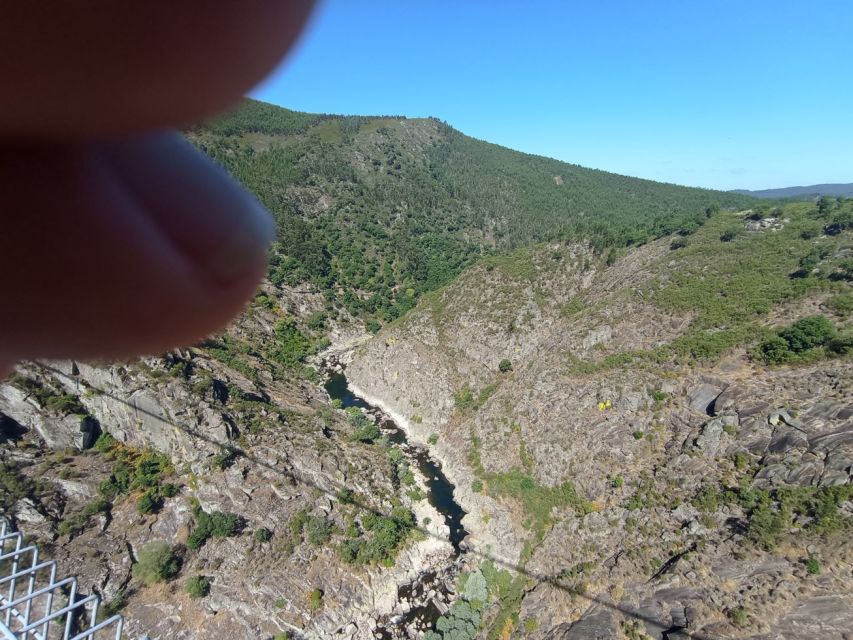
[{"x1": 0, "y1": 518, "x2": 123, "y2": 639}]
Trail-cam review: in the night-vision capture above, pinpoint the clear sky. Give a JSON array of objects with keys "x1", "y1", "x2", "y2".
[{"x1": 252, "y1": 0, "x2": 853, "y2": 191}]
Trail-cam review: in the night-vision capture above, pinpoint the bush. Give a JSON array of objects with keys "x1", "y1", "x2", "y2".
[
  {"x1": 308, "y1": 588, "x2": 324, "y2": 612},
  {"x1": 212, "y1": 446, "x2": 239, "y2": 470},
  {"x1": 133, "y1": 542, "x2": 180, "y2": 585},
  {"x1": 804, "y1": 557, "x2": 821, "y2": 574},
  {"x1": 758, "y1": 335, "x2": 793, "y2": 364},
  {"x1": 758, "y1": 315, "x2": 839, "y2": 364},
  {"x1": 471, "y1": 479, "x2": 483, "y2": 493},
  {"x1": 347, "y1": 409, "x2": 381, "y2": 443},
  {"x1": 160, "y1": 483, "x2": 180, "y2": 498},
  {"x1": 779, "y1": 315, "x2": 836, "y2": 352},
  {"x1": 728, "y1": 607, "x2": 749, "y2": 627},
  {"x1": 427, "y1": 433, "x2": 439, "y2": 445},
  {"x1": 254, "y1": 527, "x2": 273, "y2": 543},
  {"x1": 93, "y1": 432, "x2": 117, "y2": 454},
  {"x1": 306, "y1": 516, "x2": 332, "y2": 546},
  {"x1": 498, "y1": 358, "x2": 512, "y2": 372},
  {"x1": 136, "y1": 488, "x2": 161, "y2": 515},
  {"x1": 187, "y1": 509, "x2": 241, "y2": 550},
  {"x1": 186, "y1": 575, "x2": 212, "y2": 598},
  {"x1": 632, "y1": 430, "x2": 644, "y2": 440}
]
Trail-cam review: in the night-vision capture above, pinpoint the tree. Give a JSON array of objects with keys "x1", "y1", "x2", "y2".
[
  {"x1": 498, "y1": 358, "x2": 512, "y2": 373},
  {"x1": 817, "y1": 196, "x2": 832, "y2": 216}
]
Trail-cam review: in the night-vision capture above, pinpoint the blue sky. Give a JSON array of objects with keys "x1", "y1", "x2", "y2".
[{"x1": 252, "y1": 0, "x2": 853, "y2": 191}]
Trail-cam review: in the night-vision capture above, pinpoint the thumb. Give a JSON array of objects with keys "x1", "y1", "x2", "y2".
[{"x1": 0, "y1": 132, "x2": 274, "y2": 364}]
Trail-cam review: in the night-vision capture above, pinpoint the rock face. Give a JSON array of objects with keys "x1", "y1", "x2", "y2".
[
  {"x1": 346, "y1": 241, "x2": 853, "y2": 639},
  {"x1": 0, "y1": 294, "x2": 457, "y2": 640}
]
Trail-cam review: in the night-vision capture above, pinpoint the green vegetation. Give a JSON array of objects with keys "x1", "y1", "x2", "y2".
[
  {"x1": 95, "y1": 437, "x2": 172, "y2": 500},
  {"x1": 729, "y1": 607, "x2": 749, "y2": 628},
  {"x1": 254, "y1": 527, "x2": 273, "y2": 543},
  {"x1": 306, "y1": 516, "x2": 332, "y2": 546},
  {"x1": 757, "y1": 315, "x2": 849, "y2": 364},
  {"x1": 337, "y1": 507, "x2": 415, "y2": 566},
  {"x1": 563, "y1": 200, "x2": 851, "y2": 374},
  {"x1": 346, "y1": 408, "x2": 382, "y2": 443},
  {"x1": 0, "y1": 462, "x2": 47, "y2": 511},
  {"x1": 468, "y1": 438, "x2": 590, "y2": 538},
  {"x1": 8, "y1": 374, "x2": 87, "y2": 416},
  {"x1": 187, "y1": 504, "x2": 242, "y2": 550},
  {"x1": 212, "y1": 446, "x2": 240, "y2": 470},
  {"x1": 691, "y1": 482, "x2": 852, "y2": 550},
  {"x1": 192, "y1": 98, "x2": 752, "y2": 333},
  {"x1": 498, "y1": 358, "x2": 513, "y2": 372},
  {"x1": 427, "y1": 433, "x2": 439, "y2": 445},
  {"x1": 427, "y1": 560, "x2": 529, "y2": 640},
  {"x1": 136, "y1": 488, "x2": 161, "y2": 515},
  {"x1": 804, "y1": 557, "x2": 821, "y2": 575},
  {"x1": 454, "y1": 383, "x2": 498, "y2": 414},
  {"x1": 308, "y1": 588, "x2": 324, "y2": 613},
  {"x1": 186, "y1": 575, "x2": 212, "y2": 598},
  {"x1": 133, "y1": 542, "x2": 180, "y2": 585},
  {"x1": 58, "y1": 498, "x2": 111, "y2": 536}
]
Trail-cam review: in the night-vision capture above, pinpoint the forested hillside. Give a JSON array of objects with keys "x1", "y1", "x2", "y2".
[{"x1": 188, "y1": 99, "x2": 754, "y2": 329}]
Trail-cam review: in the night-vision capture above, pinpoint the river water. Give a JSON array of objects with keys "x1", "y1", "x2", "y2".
[
  {"x1": 323, "y1": 368, "x2": 469, "y2": 636},
  {"x1": 324, "y1": 371, "x2": 468, "y2": 552}
]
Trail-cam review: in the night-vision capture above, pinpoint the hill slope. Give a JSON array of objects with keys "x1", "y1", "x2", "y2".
[
  {"x1": 347, "y1": 199, "x2": 852, "y2": 639},
  {"x1": 733, "y1": 182, "x2": 853, "y2": 199},
  {"x1": 189, "y1": 99, "x2": 754, "y2": 328}
]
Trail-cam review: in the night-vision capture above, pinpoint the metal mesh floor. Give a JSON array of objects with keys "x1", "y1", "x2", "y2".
[{"x1": 0, "y1": 518, "x2": 124, "y2": 639}]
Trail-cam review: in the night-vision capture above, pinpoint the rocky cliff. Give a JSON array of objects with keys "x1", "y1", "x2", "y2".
[
  {"x1": 346, "y1": 207, "x2": 853, "y2": 638},
  {"x1": 0, "y1": 286, "x2": 455, "y2": 640}
]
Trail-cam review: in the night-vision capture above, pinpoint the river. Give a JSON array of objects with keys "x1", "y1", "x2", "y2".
[{"x1": 323, "y1": 367, "x2": 469, "y2": 636}]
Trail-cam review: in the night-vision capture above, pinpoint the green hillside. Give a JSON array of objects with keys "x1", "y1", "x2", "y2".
[{"x1": 189, "y1": 99, "x2": 754, "y2": 327}]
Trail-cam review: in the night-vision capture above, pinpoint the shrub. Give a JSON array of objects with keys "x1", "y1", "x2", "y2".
[
  {"x1": 336, "y1": 488, "x2": 354, "y2": 504},
  {"x1": 758, "y1": 335, "x2": 793, "y2": 364},
  {"x1": 728, "y1": 607, "x2": 748, "y2": 627},
  {"x1": 347, "y1": 409, "x2": 381, "y2": 443},
  {"x1": 254, "y1": 527, "x2": 273, "y2": 543},
  {"x1": 160, "y1": 483, "x2": 180, "y2": 498},
  {"x1": 212, "y1": 446, "x2": 239, "y2": 470},
  {"x1": 648, "y1": 388, "x2": 667, "y2": 403},
  {"x1": 136, "y1": 488, "x2": 161, "y2": 515},
  {"x1": 306, "y1": 516, "x2": 331, "y2": 546},
  {"x1": 57, "y1": 498, "x2": 111, "y2": 536},
  {"x1": 93, "y1": 432, "x2": 117, "y2": 454},
  {"x1": 498, "y1": 358, "x2": 512, "y2": 372},
  {"x1": 133, "y1": 542, "x2": 180, "y2": 585},
  {"x1": 308, "y1": 588, "x2": 323, "y2": 612},
  {"x1": 186, "y1": 575, "x2": 212, "y2": 598},
  {"x1": 187, "y1": 509, "x2": 241, "y2": 550},
  {"x1": 632, "y1": 430, "x2": 644, "y2": 440},
  {"x1": 471, "y1": 479, "x2": 483, "y2": 493},
  {"x1": 779, "y1": 315, "x2": 836, "y2": 352},
  {"x1": 611, "y1": 475, "x2": 624, "y2": 488},
  {"x1": 427, "y1": 434, "x2": 439, "y2": 445},
  {"x1": 804, "y1": 557, "x2": 821, "y2": 575}
]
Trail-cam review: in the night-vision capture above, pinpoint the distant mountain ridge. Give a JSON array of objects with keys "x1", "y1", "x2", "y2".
[{"x1": 732, "y1": 182, "x2": 853, "y2": 199}]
